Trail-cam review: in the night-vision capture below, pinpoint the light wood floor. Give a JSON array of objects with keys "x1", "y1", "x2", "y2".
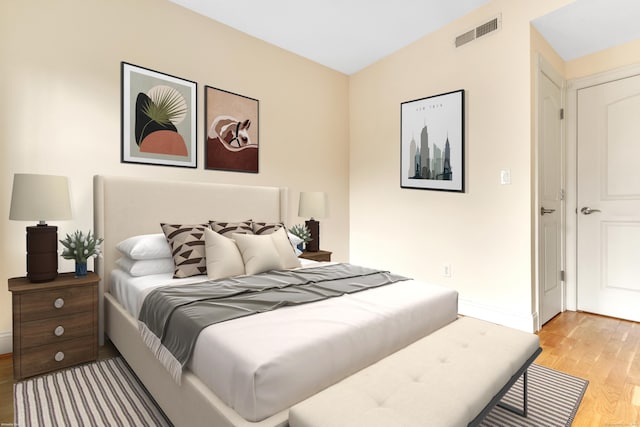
[
  {"x1": 536, "y1": 311, "x2": 640, "y2": 426},
  {"x1": 0, "y1": 311, "x2": 638, "y2": 426}
]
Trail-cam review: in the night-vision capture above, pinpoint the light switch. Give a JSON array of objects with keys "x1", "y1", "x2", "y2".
[{"x1": 500, "y1": 169, "x2": 511, "y2": 185}]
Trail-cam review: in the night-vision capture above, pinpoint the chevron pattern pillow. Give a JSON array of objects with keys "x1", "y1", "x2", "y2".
[
  {"x1": 161, "y1": 223, "x2": 210, "y2": 278},
  {"x1": 209, "y1": 220, "x2": 253, "y2": 237},
  {"x1": 252, "y1": 221, "x2": 284, "y2": 235}
]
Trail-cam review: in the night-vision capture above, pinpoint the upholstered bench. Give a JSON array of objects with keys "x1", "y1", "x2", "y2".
[{"x1": 289, "y1": 316, "x2": 541, "y2": 427}]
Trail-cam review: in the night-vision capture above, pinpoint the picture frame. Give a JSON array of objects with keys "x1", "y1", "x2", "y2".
[
  {"x1": 205, "y1": 86, "x2": 259, "y2": 173},
  {"x1": 400, "y1": 89, "x2": 464, "y2": 192},
  {"x1": 121, "y1": 62, "x2": 197, "y2": 168}
]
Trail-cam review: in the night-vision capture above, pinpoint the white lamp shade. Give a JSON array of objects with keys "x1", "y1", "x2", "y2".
[
  {"x1": 10, "y1": 174, "x2": 72, "y2": 222},
  {"x1": 298, "y1": 192, "x2": 327, "y2": 219}
]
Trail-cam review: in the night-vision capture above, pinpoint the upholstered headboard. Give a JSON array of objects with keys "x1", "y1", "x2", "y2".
[{"x1": 93, "y1": 175, "x2": 288, "y2": 343}]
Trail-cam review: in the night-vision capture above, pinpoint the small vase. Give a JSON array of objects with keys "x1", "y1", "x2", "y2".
[{"x1": 75, "y1": 261, "x2": 88, "y2": 277}]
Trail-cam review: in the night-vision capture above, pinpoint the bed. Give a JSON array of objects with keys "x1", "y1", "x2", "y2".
[{"x1": 94, "y1": 175, "x2": 459, "y2": 427}]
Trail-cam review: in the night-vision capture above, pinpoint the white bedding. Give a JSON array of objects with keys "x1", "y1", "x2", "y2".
[{"x1": 109, "y1": 263, "x2": 458, "y2": 422}]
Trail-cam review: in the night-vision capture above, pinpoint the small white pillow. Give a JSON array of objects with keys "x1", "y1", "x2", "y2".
[
  {"x1": 288, "y1": 232, "x2": 303, "y2": 247},
  {"x1": 116, "y1": 233, "x2": 172, "y2": 260},
  {"x1": 232, "y1": 233, "x2": 283, "y2": 275},
  {"x1": 288, "y1": 232, "x2": 304, "y2": 256},
  {"x1": 272, "y1": 228, "x2": 302, "y2": 269},
  {"x1": 116, "y1": 257, "x2": 174, "y2": 277},
  {"x1": 204, "y1": 228, "x2": 245, "y2": 280}
]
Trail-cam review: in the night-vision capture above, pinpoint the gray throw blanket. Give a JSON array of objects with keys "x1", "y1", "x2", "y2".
[{"x1": 138, "y1": 263, "x2": 408, "y2": 382}]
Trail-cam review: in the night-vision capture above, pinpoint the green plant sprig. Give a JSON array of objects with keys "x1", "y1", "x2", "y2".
[
  {"x1": 60, "y1": 230, "x2": 104, "y2": 263},
  {"x1": 288, "y1": 224, "x2": 312, "y2": 244}
]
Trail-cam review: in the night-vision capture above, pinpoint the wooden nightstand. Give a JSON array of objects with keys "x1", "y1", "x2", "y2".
[
  {"x1": 299, "y1": 250, "x2": 332, "y2": 262},
  {"x1": 9, "y1": 272, "x2": 99, "y2": 380}
]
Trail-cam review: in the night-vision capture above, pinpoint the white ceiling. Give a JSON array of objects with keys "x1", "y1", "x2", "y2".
[
  {"x1": 170, "y1": 0, "x2": 640, "y2": 75},
  {"x1": 532, "y1": 0, "x2": 640, "y2": 61},
  {"x1": 169, "y1": 0, "x2": 489, "y2": 74}
]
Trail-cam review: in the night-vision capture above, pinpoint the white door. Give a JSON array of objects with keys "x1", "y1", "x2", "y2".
[
  {"x1": 577, "y1": 73, "x2": 640, "y2": 322},
  {"x1": 539, "y1": 64, "x2": 564, "y2": 326}
]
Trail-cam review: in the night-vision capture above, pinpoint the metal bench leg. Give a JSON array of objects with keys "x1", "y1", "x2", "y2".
[{"x1": 496, "y1": 370, "x2": 528, "y2": 417}]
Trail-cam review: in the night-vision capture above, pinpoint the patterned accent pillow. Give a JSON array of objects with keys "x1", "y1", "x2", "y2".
[
  {"x1": 252, "y1": 221, "x2": 284, "y2": 235},
  {"x1": 209, "y1": 220, "x2": 253, "y2": 237},
  {"x1": 160, "y1": 223, "x2": 210, "y2": 278}
]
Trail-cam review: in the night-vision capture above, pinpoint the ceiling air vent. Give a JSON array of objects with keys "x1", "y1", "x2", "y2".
[
  {"x1": 455, "y1": 14, "x2": 502, "y2": 48},
  {"x1": 476, "y1": 17, "x2": 499, "y2": 38},
  {"x1": 455, "y1": 29, "x2": 476, "y2": 48}
]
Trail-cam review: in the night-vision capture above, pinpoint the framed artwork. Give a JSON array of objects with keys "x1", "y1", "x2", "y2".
[
  {"x1": 121, "y1": 62, "x2": 197, "y2": 168},
  {"x1": 205, "y1": 86, "x2": 259, "y2": 173},
  {"x1": 400, "y1": 89, "x2": 464, "y2": 192}
]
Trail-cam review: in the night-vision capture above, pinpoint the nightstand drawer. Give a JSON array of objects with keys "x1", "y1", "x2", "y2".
[
  {"x1": 21, "y1": 312, "x2": 95, "y2": 349},
  {"x1": 19, "y1": 337, "x2": 97, "y2": 378},
  {"x1": 19, "y1": 285, "x2": 95, "y2": 322},
  {"x1": 9, "y1": 272, "x2": 99, "y2": 380}
]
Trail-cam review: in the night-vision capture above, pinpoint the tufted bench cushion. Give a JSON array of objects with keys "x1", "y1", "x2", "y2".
[{"x1": 289, "y1": 316, "x2": 541, "y2": 427}]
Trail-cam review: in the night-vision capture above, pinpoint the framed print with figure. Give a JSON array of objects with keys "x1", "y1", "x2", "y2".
[{"x1": 205, "y1": 86, "x2": 259, "y2": 173}]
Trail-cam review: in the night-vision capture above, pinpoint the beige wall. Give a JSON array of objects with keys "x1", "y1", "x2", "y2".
[
  {"x1": 349, "y1": 0, "x2": 573, "y2": 331},
  {"x1": 0, "y1": 0, "x2": 350, "y2": 350},
  {"x1": 566, "y1": 38, "x2": 640, "y2": 79},
  {"x1": 2, "y1": 0, "x2": 638, "y2": 352}
]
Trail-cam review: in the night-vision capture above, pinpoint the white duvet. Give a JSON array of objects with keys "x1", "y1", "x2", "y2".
[{"x1": 109, "y1": 262, "x2": 458, "y2": 422}]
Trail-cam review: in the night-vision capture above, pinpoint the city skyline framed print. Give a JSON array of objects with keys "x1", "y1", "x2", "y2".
[
  {"x1": 400, "y1": 89, "x2": 464, "y2": 192},
  {"x1": 121, "y1": 62, "x2": 197, "y2": 168}
]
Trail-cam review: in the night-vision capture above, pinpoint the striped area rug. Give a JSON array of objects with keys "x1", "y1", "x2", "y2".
[
  {"x1": 14, "y1": 358, "x2": 587, "y2": 427},
  {"x1": 480, "y1": 363, "x2": 588, "y2": 426},
  {"x1": 14, "y1": 357, "x2": 171, "y2": 427}
]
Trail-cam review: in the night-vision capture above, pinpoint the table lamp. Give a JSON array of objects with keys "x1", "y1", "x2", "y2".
[
  {"x1": 298, "y1": 192, "x2": 327, "y2": 252},
  {"x1": 10, "y1": 174, "x2": 72, "y2": 282}
]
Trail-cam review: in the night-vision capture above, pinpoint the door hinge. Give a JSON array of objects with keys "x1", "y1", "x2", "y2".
[
  {"x1": 559, "y1": 189, "x2": 565, "y2": 201},
  {"x1": 560, "y1": 270, "x2": 565, "y2": 282},
  {"x1": 560, "y1": 108, "x2": 564, "y2": 119}
]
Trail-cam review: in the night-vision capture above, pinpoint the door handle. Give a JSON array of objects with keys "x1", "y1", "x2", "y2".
[
  {"x1": 580, "y1": 207, "x2": 601, "y2": 215},
  {"x1": 540, "y1": 207, "x2": 556, "y2": 216}
]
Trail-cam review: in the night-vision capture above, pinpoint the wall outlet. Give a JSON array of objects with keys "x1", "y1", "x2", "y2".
[{"x1": 442, "y1": 264, "x2": 452, "y2": 277}]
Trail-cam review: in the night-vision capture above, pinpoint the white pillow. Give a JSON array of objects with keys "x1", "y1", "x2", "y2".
[
  {"x1": 116, "y1": 233, "x2": 172, "y2": 260},
  {"x1": 116, "y1": 257, "x2": 174, "y2": 277},
  {"x1": 272, "y1": 228, "x2": 302, "y2": 269},
  {"x1": 288, "y1": 231, "x2": 303, "y2": 247},
  {"x1": 287, "y1": 231, "x2": 304, "y2": 256},
  {"x1": 232, "y1": 233, "x2": 283, "y2": 275},
  {"x1": 204, "y1": 228, "x2": 245, "y2": 280}
]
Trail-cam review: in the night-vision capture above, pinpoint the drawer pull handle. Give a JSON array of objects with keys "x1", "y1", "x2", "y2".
[
  {"x1": 54, "y1": 326, "x2": 65, "y2": 337},
  {"x1": 54, "y1": 298, "x2": 65, "y2": 309},
  {"x1": 54, "y1": 351, "x2": 65, "y2": 362}
]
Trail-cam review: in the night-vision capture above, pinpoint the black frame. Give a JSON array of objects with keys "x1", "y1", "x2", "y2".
[
  {"x1": 400, "y1": 89, "x2": 465, "y2": 192},
  {"x1": 204, "y1": 85, "x2": 260, "y2": 173},
  {"x1": 121, "y1": 62, "x2": 197, "y2": 168}
]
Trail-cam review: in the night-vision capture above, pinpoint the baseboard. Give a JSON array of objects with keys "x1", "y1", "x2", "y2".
[
  {"x1": 458, "y1": 299, "x2": 537, "y2": 333},
  {"x1": 0, "y1": 330, "x2": 12, "y2": 355}
]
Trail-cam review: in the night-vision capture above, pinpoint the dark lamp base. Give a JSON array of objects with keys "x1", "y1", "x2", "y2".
[
  {"x1": 305, "y1": 219, "x2": 320, "y2": 252},
  {"x1": 26, "y1": 225, "x2": 58, "y2": 282}
]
